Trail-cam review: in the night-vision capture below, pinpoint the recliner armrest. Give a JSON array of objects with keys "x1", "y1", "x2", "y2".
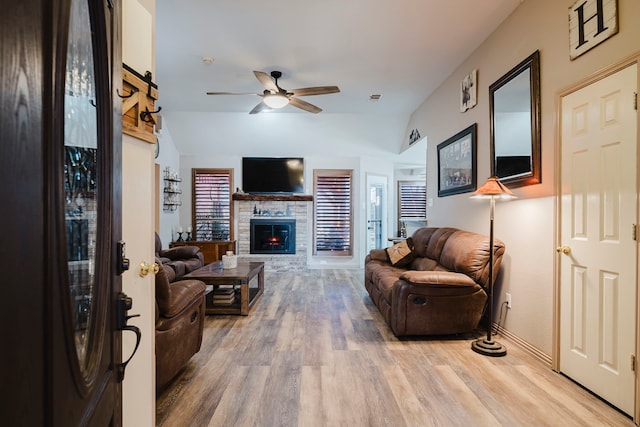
[
  {"x1": 160, "y1": 280, "x2": 205, "y2": 319},
  {"x1": 161, "y1": 245, "x2": 201, "y2": 260},
  {"x1": 399, "y1": 270, "x2": 476, "y2": 287}
]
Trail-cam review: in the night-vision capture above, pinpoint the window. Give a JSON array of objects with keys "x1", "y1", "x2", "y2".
[
  {"x1": 398, "y1": 180, "x2": 427, "y2": 230},
  {"x1": 314, "y1": 169, "x2": 353, "y2": 255},
  {"x1": 192, "y1": 169, "x2": 233, "y2": 241}
]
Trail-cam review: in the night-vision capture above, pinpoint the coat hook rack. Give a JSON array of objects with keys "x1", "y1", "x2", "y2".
[
  {"x1": 140, "y1": 106, "x2": 161, "y2": 123},
  {"x1": 117, "y1": 87, "x2": 138, "y2": 99},
  {"x1": 144, "y1": 71, "x2": 154, "y2": 97}
]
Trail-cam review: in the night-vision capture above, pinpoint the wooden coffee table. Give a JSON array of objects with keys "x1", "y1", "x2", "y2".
[{"x1": 184, "y1": 261, "x2": 264, "y2": 315}]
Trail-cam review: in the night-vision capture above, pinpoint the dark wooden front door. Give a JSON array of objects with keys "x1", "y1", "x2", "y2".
[{"x1": 1, "y1": 0, "x2": 124, "y2": 425}]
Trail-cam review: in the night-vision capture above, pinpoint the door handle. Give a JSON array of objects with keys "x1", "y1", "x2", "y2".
[
  {"x1": 556, "y1": 246, "x2": 571, "y2": 255},
  {"x1": 116, "y1": 292, "x2": 141, "y2": 382},
  {"x1": 139, "y1": 261, "x2": 159, "y2": 277}
]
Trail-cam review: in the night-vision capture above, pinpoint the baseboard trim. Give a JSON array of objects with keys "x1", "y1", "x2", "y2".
[{"x1": 494, "y1": 323, "x2": 552, "y2": 367}]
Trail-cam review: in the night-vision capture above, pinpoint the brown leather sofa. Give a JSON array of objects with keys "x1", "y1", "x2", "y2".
[
  {"x1": 364, "y1": 227, "x2": 505, "y2": 337},
  {"x1": 155, "y1": 260, "x2": 206, "y2": 390},
  {"x1": 155, "y1": 233, "x2": 204, "y2": 280}
]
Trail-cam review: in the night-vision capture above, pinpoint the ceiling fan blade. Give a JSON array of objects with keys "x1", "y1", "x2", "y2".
[
  {"x1": 249, "y1": 101, "x2": 272, "y2": 115},
  {"x1": 291, "y1": 86, "x2": 340, "y2": 96},
  {"x1": 253, "y1": 71, "x2": 278, "y2": 92},
  {"x1": 206, "y1": 91, "x2": 258, "y2": 96},
  {"x1": 289, "y1": 97, "x2": 322, "y2": 114}
]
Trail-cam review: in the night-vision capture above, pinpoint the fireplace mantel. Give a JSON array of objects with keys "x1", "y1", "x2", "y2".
[
  {"x1": 233, "y1": 193, "x2": 313, "y2": 202},
  {"x1": 235, "y1": 194, "x2": 310, "y2": 271}
]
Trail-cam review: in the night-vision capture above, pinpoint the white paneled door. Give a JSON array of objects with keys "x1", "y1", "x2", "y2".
[{"x1": 559, "y1": 63, "x2": 637, "y2": 415}]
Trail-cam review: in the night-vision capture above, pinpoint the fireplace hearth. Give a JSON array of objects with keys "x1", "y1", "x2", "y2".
[{"x1": 250, "y1": 218, "x2": 296, "y2": 254}]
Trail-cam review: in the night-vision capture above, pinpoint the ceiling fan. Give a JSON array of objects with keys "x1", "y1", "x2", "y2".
[{"x1": 206, "y1": 71, "x2": 340, "y2": 114}]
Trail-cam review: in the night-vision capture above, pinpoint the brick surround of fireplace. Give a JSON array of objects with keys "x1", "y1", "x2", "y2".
[{"x1": 234, "y1": 194, "x2": 313, "y2": 272}]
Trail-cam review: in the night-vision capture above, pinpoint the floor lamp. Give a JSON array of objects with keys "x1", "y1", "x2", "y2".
[{"x1": 470, "y1": 177, "x2": 515, "y2": 357}]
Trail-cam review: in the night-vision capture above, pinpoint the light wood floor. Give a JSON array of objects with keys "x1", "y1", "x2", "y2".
[{"x1": 156, "y1": 269, "x2": 634, "y2": 427}]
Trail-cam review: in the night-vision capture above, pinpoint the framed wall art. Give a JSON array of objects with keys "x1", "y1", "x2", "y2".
[
  {"x1": 460, "y1": 69, "x2": 477, "y2": 112},
  {"x1": 437, "y1": 123, "x2": 477, "y2": 197}
]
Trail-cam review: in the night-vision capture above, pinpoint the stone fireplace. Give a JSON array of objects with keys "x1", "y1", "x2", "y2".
[{"x1": 234, "y1": 193, "x2": 313, "y2": 272}]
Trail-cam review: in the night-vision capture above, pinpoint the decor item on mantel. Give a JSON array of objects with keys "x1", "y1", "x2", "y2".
[{"x1": 470, "y1": 176, "x2": 515, "y2": 357}]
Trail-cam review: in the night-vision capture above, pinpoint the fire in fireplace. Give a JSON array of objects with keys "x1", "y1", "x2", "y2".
[{"x1": 250, "y1": 218, "x2": 296, "y2": 254}]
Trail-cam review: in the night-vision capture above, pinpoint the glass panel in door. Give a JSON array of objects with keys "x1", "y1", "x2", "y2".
[
  {"x1": 366, "y1": 174, "x2": 387, "y2": 252},
  {"x1": 64, "y1": 0, "x2": 99, "y2": 374}
]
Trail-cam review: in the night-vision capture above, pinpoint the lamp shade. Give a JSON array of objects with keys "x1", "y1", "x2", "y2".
[
  {"x1": 263, "y1": 93, "x2": 289, "y2": 108},
  {"x1": 471, "y1": 177, "x2": 516, "y2": 200}
]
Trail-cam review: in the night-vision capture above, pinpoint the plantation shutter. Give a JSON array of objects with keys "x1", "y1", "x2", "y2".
[
  {"x1": 398, "y1": 180, "x2": 427, "y2": 221},
  {"x1": 314, "y1": 170, "x2": 353, "y2": 255},
  {"x1": 192, "y1": 169, "x2": 233, "y2": 241}
]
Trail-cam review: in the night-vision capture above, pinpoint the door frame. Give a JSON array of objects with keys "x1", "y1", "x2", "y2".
[
  {"x1": 553, "y1": 52, "x2": 640, "y2": 422},
  {"x1": 365, "y1": 173, "x2": 388, "y2": 252}
]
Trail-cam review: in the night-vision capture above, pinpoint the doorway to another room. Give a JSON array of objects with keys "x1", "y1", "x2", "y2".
[{"x1": 366, "y1": 174, "x2": 388, "y2": 252}]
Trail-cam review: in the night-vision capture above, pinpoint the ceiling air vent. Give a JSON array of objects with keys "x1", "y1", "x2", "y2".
[{"x1": 369, "y1": 94, "x2": 382, "y2": 102}]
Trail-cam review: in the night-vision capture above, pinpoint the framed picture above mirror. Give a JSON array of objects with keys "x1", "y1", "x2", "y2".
[{"x1": 489, "y1": 50, "x2": 541, "y2": 188}]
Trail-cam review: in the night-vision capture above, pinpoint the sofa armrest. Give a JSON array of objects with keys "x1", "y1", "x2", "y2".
[
  {"x1": 368, "y1": 248, "x2": 389, "y2": 262},
  {"x1": 161, "y1": 245, "x2": 201, "y2": 260},
  {"x1": 399, "y1": 270, "x2": 477, "y2": 287}
]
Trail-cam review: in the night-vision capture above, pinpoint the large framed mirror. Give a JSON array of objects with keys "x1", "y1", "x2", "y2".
[{"x1": 489, "y1": 50, "x2": 540, "y2": 188}]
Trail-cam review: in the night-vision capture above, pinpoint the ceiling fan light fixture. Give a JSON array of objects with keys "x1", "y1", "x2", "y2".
[{"x1": 263, "y1": 93, "x2": 289, "y2": 109}]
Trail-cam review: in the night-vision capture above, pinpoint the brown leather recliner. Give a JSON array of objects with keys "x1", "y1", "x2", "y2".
[
  {"x1": 364, "y1": 227, "x2": 505, "y2": 337},
  {"x1": 155, "y1": 260, "x2": 206, "y2": 390},
  {"x1": 155, "y1": 232, "x2": 204, "y2": 280}
]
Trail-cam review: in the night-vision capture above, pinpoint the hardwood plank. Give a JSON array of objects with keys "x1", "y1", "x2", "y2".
[
  {"x1": 383, "y1": 365, "x2": 435, "y2": 426},
  {"x1": 257, "y1": 351, "x2": 302, "y2": 426},
  {"x1": 320, "y1": 351, "x2": 371, "y2": 425},
  {"x1": 206, "y1": 365, "x2": 270, "y2": 427},
  {"x1": 299, "y1": 366, "x2": 325, "y2": 427},
  {"x1": 433, "y1": 365, "x2": 500, "y2": 426}
]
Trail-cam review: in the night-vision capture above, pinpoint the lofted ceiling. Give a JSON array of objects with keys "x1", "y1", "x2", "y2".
[{"x1": 154, "y1": 0, "x2": 523, "y2": 167}]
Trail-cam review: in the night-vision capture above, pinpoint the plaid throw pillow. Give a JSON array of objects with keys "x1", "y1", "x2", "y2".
[{"x1": 385, "y1": 238, "x2": 415, "y2": 267}]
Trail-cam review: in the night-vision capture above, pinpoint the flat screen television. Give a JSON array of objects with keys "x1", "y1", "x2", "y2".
[{"x1": 242, "y1": 157, "x2": 304, "y2": 194}]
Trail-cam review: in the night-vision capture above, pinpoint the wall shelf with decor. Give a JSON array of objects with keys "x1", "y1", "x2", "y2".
[{"x1": 163, "y1": 167, "x2": 181, "y2": 212}]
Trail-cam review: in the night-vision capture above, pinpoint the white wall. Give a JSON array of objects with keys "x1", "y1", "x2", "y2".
[{"x1": 406, "y1": 0, "x2": 640, "y2": 356}]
